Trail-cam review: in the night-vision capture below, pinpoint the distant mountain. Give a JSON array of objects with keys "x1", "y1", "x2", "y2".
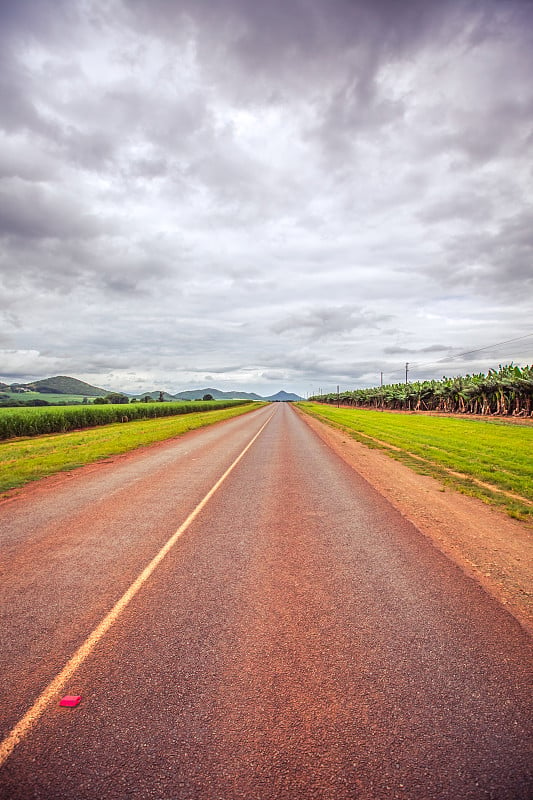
[
  {"x1": 172, "y1": 387, "x2": 265, "y2": 401},
  {"x1": 22, "y1": 375, "x2": 108, "y2": 396},
  {"x1": 264, "y1": 390, "x2": 303, "y2": 402},
  {"x1": 0, "y1": 374, "x2": 304, "y2": 402},
  {"x1": 138, "y1": 387, "x2": 303, "y2": 402},
  {"x1": 171, "y1": 387, "x2": 303, "y2": 401}
]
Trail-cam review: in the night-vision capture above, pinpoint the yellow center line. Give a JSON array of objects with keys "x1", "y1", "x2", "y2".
[{"x1": 0, "y1": 408, "x2": 275, "y2": 767}]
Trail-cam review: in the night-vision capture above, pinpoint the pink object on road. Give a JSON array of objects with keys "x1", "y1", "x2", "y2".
[{"x1": 59, "y1": 695, "x2": 81, "y2": 707}]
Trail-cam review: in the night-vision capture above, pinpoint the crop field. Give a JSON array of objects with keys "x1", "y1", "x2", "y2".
[
  {"x1": 0, "y1": 399, "x2": 250, "y2": 440},
  {"x1": 313, "y1": 364, "x2": 533, "y2": 416},
  {"x1": 0, "y1": 402, "x2": 264, "y2": 495},
  {"x1": 298, "y1": 403, "x2": 533, "y2": 522},
  {"x1": 0, "y1": 391, "x2": 91, "y2": 405}
]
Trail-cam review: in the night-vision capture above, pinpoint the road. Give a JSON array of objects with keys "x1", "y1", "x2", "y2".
[{"x1": 0, "y1": 403, "x2": 531, "y2": 799}]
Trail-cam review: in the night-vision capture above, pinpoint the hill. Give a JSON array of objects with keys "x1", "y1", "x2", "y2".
[
  {"x1": 172, "y1": 387, "x2": 265, "y2": 401},
  {"x1": 24, "y1": 376, "x2": 108, "y2": 397},
  {"x1": 264, "y1": 390, "x2": 303, "y2": 402},
  {"x1": 0, "y1": 375, "x2": 304, "y2": 403},
  {"x1": 139, "y1": 387, "x2": 304, "y2": 402}
]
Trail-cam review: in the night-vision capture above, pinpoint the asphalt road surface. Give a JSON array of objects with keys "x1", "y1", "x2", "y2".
[{"x1": 0, "y1": 403, "x2": 531, "y2": 799}]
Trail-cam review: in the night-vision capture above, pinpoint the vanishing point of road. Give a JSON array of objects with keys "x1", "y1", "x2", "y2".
[{"x1": 0, "y1": 403, "x2": 531, "y2": 799}]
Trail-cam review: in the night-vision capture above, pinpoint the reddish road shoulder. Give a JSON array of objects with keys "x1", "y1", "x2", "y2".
[{"x1": 296, "y1": 405, "x2": 533, "y2": 634}]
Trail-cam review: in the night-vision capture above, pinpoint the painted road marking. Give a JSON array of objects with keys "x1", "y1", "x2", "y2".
[{"x1": 0, "y1": 409, "x2": 275, "y2": 767}]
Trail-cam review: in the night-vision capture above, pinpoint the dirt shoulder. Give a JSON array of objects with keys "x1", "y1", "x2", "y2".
[{"x1": 296, "y1": 407, "x2": 533, "y2": 636}]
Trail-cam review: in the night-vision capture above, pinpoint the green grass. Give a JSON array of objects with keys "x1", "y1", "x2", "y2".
[
  {"x1": 0, "y1": 403, "x2": 265, "y2": 495},
  {"x1": 0, "y1": 399, "x2": 250, "y2": 440},
  {"x1": 297, "y1": 403, "x2": 533, "y2": 522}
]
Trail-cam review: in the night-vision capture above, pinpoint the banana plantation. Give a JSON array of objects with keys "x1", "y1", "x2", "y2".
[{"x1": 312, "y1": 365, "x2": 533, "y2": 416}]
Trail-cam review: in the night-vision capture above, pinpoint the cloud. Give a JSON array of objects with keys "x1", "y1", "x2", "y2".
[
  {"x1": 0, "y1": 350, "x2": 67, "y2": 380},
  {"x1": 434, "y1": 208, "x2": 533, "y2": 297},
  {"x1": 0, "y1": 181, "x2": 108, "y2": 241},
  {"x1": 384, "y1": 345, "x2": 448, "y2": 356},
  {"x1": 0, "y1": 0, "x2": 532, "y2": 395},
  {"x1": 272, "y1": 305, "x2": 391, "y2": 339}
]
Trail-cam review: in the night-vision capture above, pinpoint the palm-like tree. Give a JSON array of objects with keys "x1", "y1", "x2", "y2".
[{"x1": 313, "y1": 365, "x2": 532, "y2": 416}]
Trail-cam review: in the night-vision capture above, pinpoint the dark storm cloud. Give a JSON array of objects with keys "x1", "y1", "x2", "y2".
[
  {"x1": 263, "y1": 347, "x2": 376, "y2": 384},
  {"x1": 0, "y1": 57, "x2": 41, "y2": 135},
  {"x1": 0, "y1": 183, "x2": 107, "y2": 241},
  {"x1": 0, "y1": 0, "x2": 82, "y2": 135},
  {"x1": 417, "y1": 100, "x2": 533, "y2": 167},
  {"x1": 126, "y1": 0, "x2": 493, "y2": 70},
  {"x1": 435, "y1": 208, "x2": 533, "y2": 295},
  {"x1": 64, "y1": 84, "x2": 214, "y2": 166},
  {"x1": 419, "y1": 194, "x2": 495, "y2": 225},
  {"x1": 272, "y1": 305, "x2": 391, "y2": 338},
  {"x1": 0, "y1": 0, "x2": 74, "y2": 36},
  {"x1": 0, "y1": 141, "x2": 56, "y2": 182}
]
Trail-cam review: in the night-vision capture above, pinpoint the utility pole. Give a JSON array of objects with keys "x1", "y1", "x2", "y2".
[
  {"x1": 405, "y1": 362, "x2": 409, "y2": 384},
  {"x1": 380, "y1": 371, "x2": 383, "y2": 387},
  {"x1": 337, "y1": 385, "x2": 340, "y2": 407}
]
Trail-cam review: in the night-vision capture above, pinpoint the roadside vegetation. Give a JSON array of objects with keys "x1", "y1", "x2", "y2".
[
  {"x1": 0, "y1": 399, "x2": 250, "y2": 441},
  {"x1": 0, "y1": 402, "x2": 264, "y2": 495},
  {"x1": 298, "y1": 403, "x2": 533, "y2": 522},
  {"x1": 312, "y1": 364, "x2": 533, "y2": 416},
  {"x1": 0, "y1": 391, "x2": 94, "y2": 406},
  {"x1": 0, "y1": 390, "x2": 216, "y2": 408}
]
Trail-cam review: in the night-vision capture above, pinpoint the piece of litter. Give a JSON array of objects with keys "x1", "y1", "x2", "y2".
[{"x1": 59, "y1": 695, "x2": 81, "y2": 707}]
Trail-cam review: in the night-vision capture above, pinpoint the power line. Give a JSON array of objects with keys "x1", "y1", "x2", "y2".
[
  {"x1": 420, "y1": 332, "x2": 533, "y2": 367},
  {"x1": 385, "y1": 332, "x2": 533, "y2": 380}
]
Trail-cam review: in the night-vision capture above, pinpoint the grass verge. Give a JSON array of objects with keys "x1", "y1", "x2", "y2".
[
  {"x1": 0, "y1": 403, "x2": 265, "y2": 496},
  {"x1": 297, "y1": 403, "x2": 533, "y2": 523}
]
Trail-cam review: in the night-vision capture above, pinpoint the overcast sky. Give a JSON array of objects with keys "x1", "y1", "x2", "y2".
[{"x1": 1, "y1": 0, "x2": 532, "y2": 396}]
